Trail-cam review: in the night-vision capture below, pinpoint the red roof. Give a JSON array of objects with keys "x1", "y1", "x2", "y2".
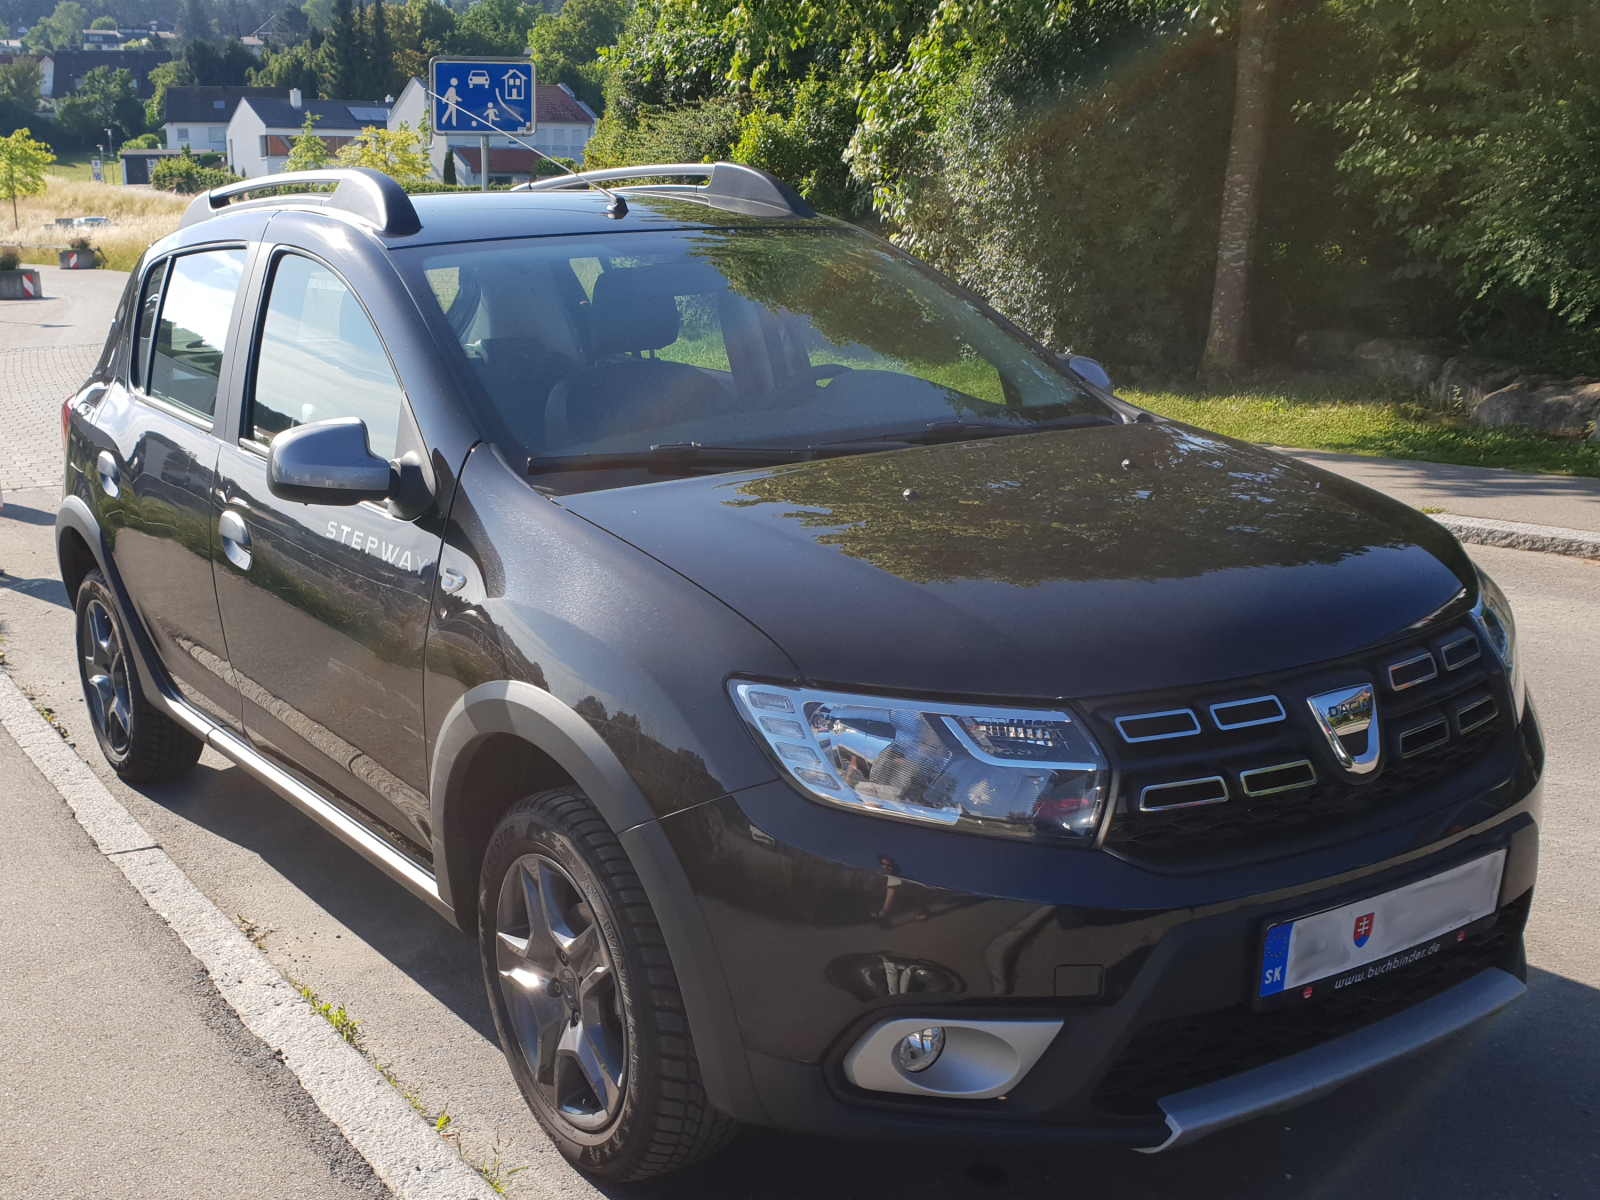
[
  {"x1": 536, "y1": 85, "x2": 593, "y2": 126},
  {"x1": 453, "y1": 147, "x2": 552, "y2": 174}
]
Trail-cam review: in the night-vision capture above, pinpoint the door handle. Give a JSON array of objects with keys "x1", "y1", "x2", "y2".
[
  {"x1": 95, "y1": 450, "x2": 120, "y2": 498},
  {"x1": 218, "y1": 508, "x2": 252, "y2": 571}
]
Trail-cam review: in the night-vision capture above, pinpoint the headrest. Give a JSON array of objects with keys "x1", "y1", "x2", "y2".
[{"x1": 588, "y1": 263, "x2": 725, "y2": 356}]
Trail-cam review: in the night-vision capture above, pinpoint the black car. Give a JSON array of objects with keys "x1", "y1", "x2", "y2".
[{"x1": 57, "y1": 164, "x2": 1540, "y2": 1181}]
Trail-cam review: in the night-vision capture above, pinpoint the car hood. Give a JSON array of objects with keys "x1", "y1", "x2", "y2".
[{"x1": 558, "y1": 423, "x2": 1474, "y2": 699}]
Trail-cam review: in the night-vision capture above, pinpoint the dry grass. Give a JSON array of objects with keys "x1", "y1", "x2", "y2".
[{"x1": 3, "y1": 176, "x2": 187, "y2": 273}]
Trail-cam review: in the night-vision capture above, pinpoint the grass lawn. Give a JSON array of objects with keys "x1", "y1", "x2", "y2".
[
  {"x1": 38, "y1": 147, "x2": 127, "y2": 184},
  {"x1": 1124, "y1": 377, "x2": 1600, "y2": 479}
]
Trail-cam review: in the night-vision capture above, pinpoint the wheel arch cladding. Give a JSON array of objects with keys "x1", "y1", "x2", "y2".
[
  {"x1": 56, "y1": 496, "x2": 108, "y2": 602},
  {"x1": 429, "y1": 679, "x2": 770, "y2": 1125}
]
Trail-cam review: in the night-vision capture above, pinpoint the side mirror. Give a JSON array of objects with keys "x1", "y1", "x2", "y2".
[
  {"x1": 267, "y1": 417, "x2": 391, "y2": 506},
  {"x1": 1062, "y1": 355, "x2": 1113, "y2": 391}
]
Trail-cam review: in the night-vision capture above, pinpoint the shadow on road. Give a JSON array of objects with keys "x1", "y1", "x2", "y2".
[{"x1": 1, "y1": 501, "x2": 60, "y2": 528}]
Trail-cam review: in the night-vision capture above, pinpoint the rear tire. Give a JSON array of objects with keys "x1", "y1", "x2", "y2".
[
  {"x1": 478, "y1": 788, "x2": 738, "y2": 1180},
  {"x1": 74, "y1": 570, "x2": 203, "y2": 782}
]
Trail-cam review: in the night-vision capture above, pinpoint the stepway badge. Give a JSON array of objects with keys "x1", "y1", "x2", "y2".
[{"x1": 430, "y1": 57, "x2": 536, "y2": 135}]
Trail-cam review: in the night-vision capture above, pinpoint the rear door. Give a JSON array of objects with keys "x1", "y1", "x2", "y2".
[
  {"x1": 212, "y1": 246, "x2": 443, "y2": 856},
  {"x1": 90, "y1": 245, "x2": 252, "y2": 731}
]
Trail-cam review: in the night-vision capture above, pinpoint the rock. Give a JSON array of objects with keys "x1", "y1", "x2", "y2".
[
  {"x1": 1352, "y1": 338, "x2": 1452, "y2": 386},
  {"x1": 1470, "y1": 376, "x2": 1600, "y2": 433},
  {"x1": 1293, "y1": 329, "x2": 1366, "y2": 369},
  {"x1": 1432, "y1": 356, "x2": 1521, "y2": 411}
]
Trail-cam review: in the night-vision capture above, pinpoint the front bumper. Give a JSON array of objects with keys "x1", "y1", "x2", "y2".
[{"x1": 653, "y1": 701, "x2": 1542, "y2": 1146}]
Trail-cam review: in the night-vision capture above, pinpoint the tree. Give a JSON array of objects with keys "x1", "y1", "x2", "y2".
[
  {"x1": 179, "y1": 0, "x2": 216, "y2": 40},
  {"x1": 0, "y1": 127, "x2": 54, "y2": 229},
  {"x1": 56, "y1": 66, "x2": 148, "y2": 146},
  {"x1": 1201, "y1": 0, "x2": 1279, "y2": 374},
  {"x1": 186, "y1": 38, "x2": 260, "y2": 86},
  {"x1": 335, "y1": 121, "x2": 430, "y2": 182},
  {"x1": 285, "y1": 110, "x2": 332, "y2": 169},
  {"x1": 21, "y1": 2, "x2": 86, "y2": 53},
  {"x1": 528, "y1": 0, "x2": 628, "y2": 110},
  {"x1": 391, "y1": 0, "x2": 457, "y2": 81},
  {"x1": 0, "y1": 57, "x2": 43, "y2": 137},
  {"x1": 452, "y1": 0, "x2": 537, "y2": 56},
  {"x1": 327, "y1": 0, "x2": 364, "y2": 97},
  {"x1": 89, "y1": 15, "x2": 118, "y2": 29},
  {"x1": 251, "y1": 38, "x2": 327, "y2": 97},
  {"x1": 365, "y1": 0, "x2": 398, "y2": 98}
]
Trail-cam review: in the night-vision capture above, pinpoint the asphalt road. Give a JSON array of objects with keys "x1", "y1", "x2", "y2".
[{"x1": 2, "y1": 272, "x2": 1597, "y2": 1197}]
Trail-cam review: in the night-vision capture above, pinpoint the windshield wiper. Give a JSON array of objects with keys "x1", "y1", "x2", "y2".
[
  {"x1": 528, "y1": 443, "x2": 844, "y2": 476},
  {"x1": 827, "y1": 412, "x2": 1121, "y2": 448}
]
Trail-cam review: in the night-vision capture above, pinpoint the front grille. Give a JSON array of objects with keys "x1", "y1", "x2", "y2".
[
  {"x1": 1091, "y1": 892, "x2": 1529, "y2": 1117},
  {"x1": 1094, "y1": 621, "x2": 1517, "y2": 868}
]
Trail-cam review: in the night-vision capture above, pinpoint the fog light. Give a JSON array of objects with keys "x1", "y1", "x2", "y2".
[{"x1": 894, "y1": 1027, "x2": 945, "y2": 1073}]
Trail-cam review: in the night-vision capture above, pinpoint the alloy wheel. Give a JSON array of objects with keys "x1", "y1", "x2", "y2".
[
  {"x1": 495, "y1": 853, "x2": 628, "y2": 1132},
  {"x1": 81, "y1": 597, "x2": 133, "y2": 756}
]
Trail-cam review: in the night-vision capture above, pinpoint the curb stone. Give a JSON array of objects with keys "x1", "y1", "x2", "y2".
[
  {"x1": 0, "y1": 668, "x2": 499, "y2": 1200},
  {"x1": 1431, "y1": 514, "x2": 1600, "y2": 561}
]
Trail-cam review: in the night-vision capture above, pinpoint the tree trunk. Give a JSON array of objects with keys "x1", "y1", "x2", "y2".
[{"x1": 1202, "y1": 0, "x2": 1278, "y2": 375}]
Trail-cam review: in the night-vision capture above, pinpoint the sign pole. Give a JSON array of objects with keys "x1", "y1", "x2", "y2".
[{"x1": 480, "y1": 134, "x2": 490, "y2": 192}]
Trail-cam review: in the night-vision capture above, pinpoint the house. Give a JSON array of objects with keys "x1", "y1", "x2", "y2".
[
  {"x1": 38, "y1": 48, "x2": 170, "y2": 98},
  {"x1": 161, "y1": 85, "x2": 282, "y2": 155},
  {"x1": 82, "y1": 29, "x2": 125, "y2": 49},
  {"x1": 227, "y1": 90, "x2": 393, "y2": 178},
  {"x1": 386, "y1": 76, "x2": 597, "y2": 184}
]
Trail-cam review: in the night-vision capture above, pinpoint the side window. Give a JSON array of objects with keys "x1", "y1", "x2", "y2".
[
  {"x1": 149, "y1": 248, "x2": 248, "y2": 419},
  {"x1": 250, "y1": 254, "x2": 405, "y2": 461},
  {"x1": 130, "y1": 260, "x2": 166, "y2": 392}
]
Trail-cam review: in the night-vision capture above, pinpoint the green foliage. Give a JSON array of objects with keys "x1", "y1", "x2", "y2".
[
  {"x1": 336, "y1": 122, "x2": 431, "y2": 182},
  {"x1": 730, "y1": 73, "x2": 866, "y2": 217},
  {"x1": 285, "y1": 111, "x2": 331, "y2": 170},
  {"x1": 442, "y1": 142, "x2": 457, "y2": 183},
  {"x1": 1325, "y1": 0, "x2": 1600, "y2": 371},
  {"x1": 391, "y1": 0, "x2": 458, "y2": 81},
  {"x1": 0, "y1": 57, "x2": 43, "y2": 137},
  {"x1": 251, "y1": 37, "x2": 326, "y2": 97},
  {"x1": 89, "y1": 15, "x2": 118, "y2": 29},
  {"x1": 0, "y1": 246, "x2": 20, "y2": 271},
  {"x1": 584, "y1": 97, "x2": 744, "y2": 170},
  {"x1": 122, "y1": 132, "x2": 163, "y2": 150},
  {"x1": 528, "y1": 0, "x2": 628, "y2": 111},
  {"x1": 151, "y1": 145, "x2": 242, "y2": 193},
  {"x1": 0, "y1": 128, "x2": 54, "y2": 228},
  {"x1": 179, "y1": 0, "x2": 215, "y2": 40},
  {"x1": 146, "y1": 39, "x2": 260, "y2": 127},
  {"x1": 56, "y1": 66, "x2": 147, "y2": 147},
  {"x1": 453, "y1": 0, "x2": 538, "y2": 55},
  {"x1": 22, "y1": 2, "x2": 84, "y2": 53}
]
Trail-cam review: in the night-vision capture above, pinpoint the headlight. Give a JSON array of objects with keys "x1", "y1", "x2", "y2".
[
  {"x1": 729, "y1": 681, "x2": 1109, "y2": 841},
  {"x1": 1473, "y1": 565, "x2": 1523, "y2": 715}
]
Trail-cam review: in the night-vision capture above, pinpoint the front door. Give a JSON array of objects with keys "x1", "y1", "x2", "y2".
[
  {"x1": 213, "y1": 250, "x2": 441, "y2": 856},
  {"x1": 95, "y1": 247, "x2": 249, "y2": 731}
]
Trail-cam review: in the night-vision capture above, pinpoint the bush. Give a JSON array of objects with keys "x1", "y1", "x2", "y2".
[
  {"x1": 0, "y1": 246, "x2": 19, "y2": 271},
  {"x1": 122, "y1": 132, "x2": 162, "y2": 150},
  {"x1": 151, "y1": 147, "x2": 241, "y2": 194}
]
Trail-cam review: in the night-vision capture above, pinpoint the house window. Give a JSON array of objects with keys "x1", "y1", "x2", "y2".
[
  {"x1": 259, "y1": 134, "x2": 269, "y2": 156},
  {"x1": 209, "y1": 126, "x2": 225, "y2": 145},
  {"x1": 213, "y1": 100, "x2": 225, "y2": 109},
  {"x1": 176, "y1": 127, "x2": 189, "y2": 142}
]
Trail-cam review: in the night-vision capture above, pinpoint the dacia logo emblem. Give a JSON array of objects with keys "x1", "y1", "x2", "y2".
[{"x1": 1307, "y1": 682, "x2": 1380, "y2": 776}]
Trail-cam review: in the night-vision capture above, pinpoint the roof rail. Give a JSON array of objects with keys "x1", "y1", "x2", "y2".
[
  {"x1": 179, "y1": 167, "x2": 423, "y2": 237},
  {"x1": 517, "y1": 162, "x2": 815, "y2": 219}
]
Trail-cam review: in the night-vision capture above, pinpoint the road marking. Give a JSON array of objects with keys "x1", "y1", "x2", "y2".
[{"x1": 0, "y1": 668, "x2": 499, "y2": 1200}]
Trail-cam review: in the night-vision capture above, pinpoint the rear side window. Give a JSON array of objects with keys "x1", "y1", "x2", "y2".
[
  {"x1": 148, "y1": 248, "x2": 248, "y2": 419},
  {"x1": 249, "y1": 254, "x2": 405, "y2": 461},
  {"x1": 130, "y1": 260, "x2": 166, "y2": 391}
]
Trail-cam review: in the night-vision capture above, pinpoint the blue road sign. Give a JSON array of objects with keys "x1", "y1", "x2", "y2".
[{"x1": 430, "y1": 58, "x2": 536, "y2": 135}]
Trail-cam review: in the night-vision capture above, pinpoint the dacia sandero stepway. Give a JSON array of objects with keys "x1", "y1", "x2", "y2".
[{"x1": 56, "y1": 164, "x2": 1540, "y2": 1180}]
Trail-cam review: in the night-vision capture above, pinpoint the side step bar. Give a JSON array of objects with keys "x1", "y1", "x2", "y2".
[
  {"x1": 160, "y1": 697, "x2": 451, "y2": 922},
  {"x1": 1140, "y1": 967, "x2": 1525, "y2": 1152}
]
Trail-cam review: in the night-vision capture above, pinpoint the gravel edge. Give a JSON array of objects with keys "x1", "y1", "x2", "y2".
[{"x1": 0, "y1": 668, "x2": 498, "y2": 1200}]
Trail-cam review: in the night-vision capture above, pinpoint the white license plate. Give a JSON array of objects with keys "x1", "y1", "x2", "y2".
[{"x1": 1258, "y1": 850, "x2": 1506, "y2": 999}]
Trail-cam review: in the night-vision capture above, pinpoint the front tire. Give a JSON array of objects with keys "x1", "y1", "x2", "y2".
[
  {"x1": 74, "y1": 570, "x2": 203, "y2": 782},
  {"x1": 478, "y1": 788, "x2": 737, "y2": 1180}
]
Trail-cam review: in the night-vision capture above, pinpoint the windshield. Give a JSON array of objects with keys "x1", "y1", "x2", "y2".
[{"x1": 399, "y1": 227, "x2": 1113, "y2": 484}]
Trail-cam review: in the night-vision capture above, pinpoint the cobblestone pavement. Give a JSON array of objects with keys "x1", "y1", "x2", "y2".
[{"x1": 0, "y1": 344, "x2": 100, "y2": 492}]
